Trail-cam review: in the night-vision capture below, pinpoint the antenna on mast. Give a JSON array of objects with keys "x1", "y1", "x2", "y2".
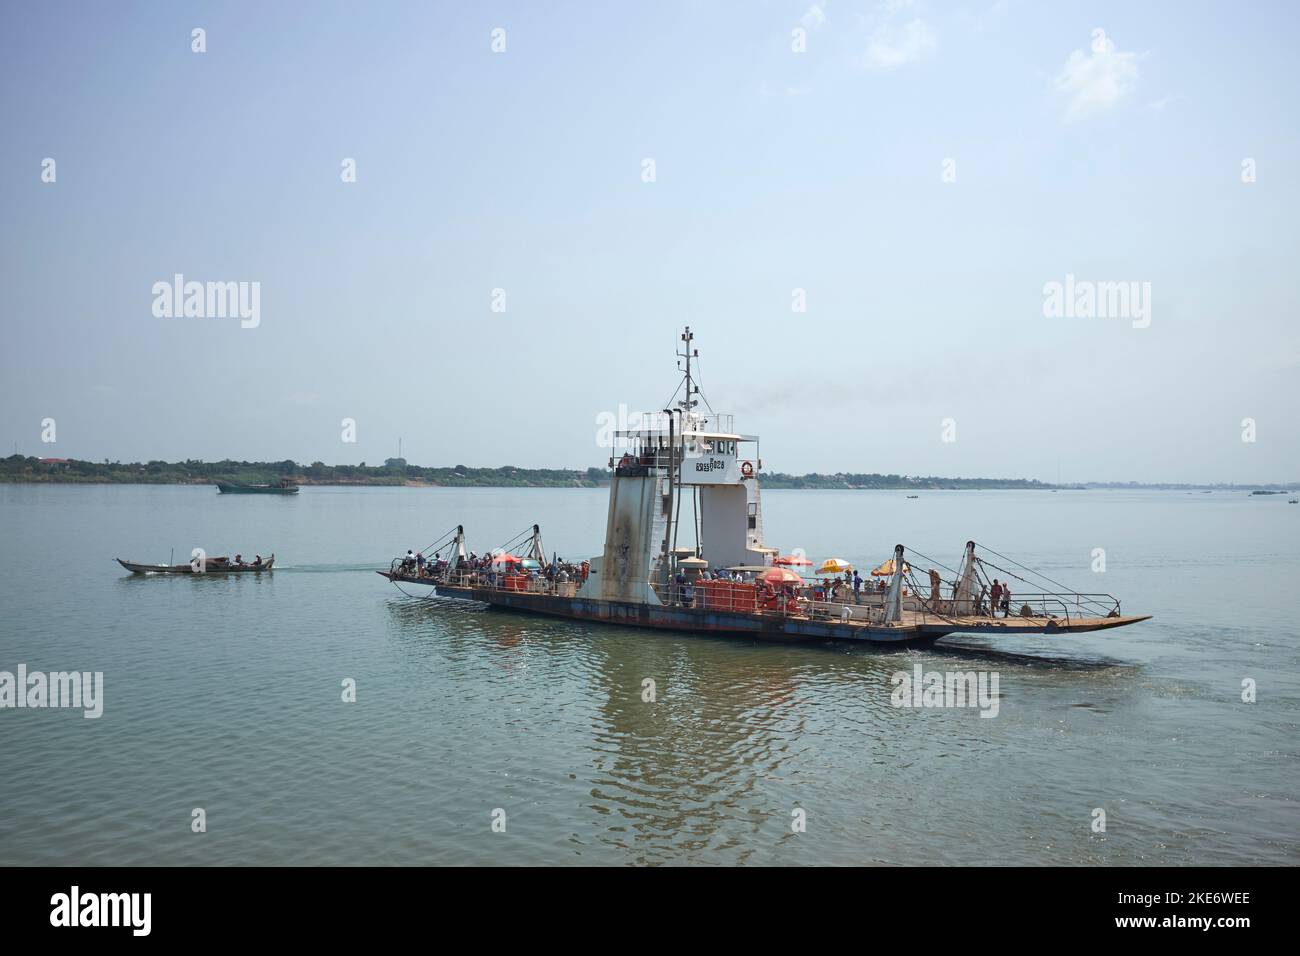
[{"x1": 676, "y1": 327, "x2": 700, "y2": 414}]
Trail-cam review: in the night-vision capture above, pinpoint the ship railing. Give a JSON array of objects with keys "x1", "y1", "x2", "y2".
[
  {"x1": 906, "y1": 591, "x2": 1122, "y2": 625},
  {"x1": 618, "y1": 411, "x2": 736, "y2": 435},
  {"x1": 435, "y1": 568, "x2": 592, "y2": 597},
  {"x1": 650, "y1": 580, "x2": 836, "y2": 620},
  {"x1": 649, "y1": 580, "x2": 1122, "y2": 627}
]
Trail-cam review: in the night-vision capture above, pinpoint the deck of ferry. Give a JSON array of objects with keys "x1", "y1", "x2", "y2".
[{"x1": 377, "y1": 570, "x2": 1148, "y2": 645}]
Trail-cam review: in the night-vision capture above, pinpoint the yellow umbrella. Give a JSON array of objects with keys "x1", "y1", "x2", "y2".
[
  {"x1": 870, "y1": 558, "x2": 910, "y2": 576},
  {"x1": 817, "y1": 558, "x2": 853, "y2": 575}
]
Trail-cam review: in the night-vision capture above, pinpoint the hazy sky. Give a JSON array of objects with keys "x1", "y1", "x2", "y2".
[{"x1": 2, "y1": 1, "x2": 1297, "y2": 483}]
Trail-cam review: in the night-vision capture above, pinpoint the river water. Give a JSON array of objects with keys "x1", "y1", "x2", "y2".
[{"x1": 1, "y1": 484, "x2": 1296, "y2": 865}]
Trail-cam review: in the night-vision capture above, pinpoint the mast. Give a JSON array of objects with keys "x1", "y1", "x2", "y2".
[
  {"x1": 676, "y1": 325, "x2": 707, "y2": 421},
  {"x1": 953, "y1": 540, "x2": 978, "y2": 614},
  {"x1": 885, "y1": 544, "x2": 906, "y2": 623},
  {"x1": 527, "y1": 524, "x2": 545, "y2": 564},
  {"x1": 676, "y1": 326, "x2": 699, "y2": 417},
  {"x1": 673, "y1": 328, "x2": 700, "y2": 560}
]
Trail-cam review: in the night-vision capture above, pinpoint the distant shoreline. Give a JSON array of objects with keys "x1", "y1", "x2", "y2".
[{"x1": 2, "y1": 455, "x2": 1296, "y2": 492}]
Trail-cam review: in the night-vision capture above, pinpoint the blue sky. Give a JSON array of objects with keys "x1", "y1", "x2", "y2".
[{"x1": 2, "y1": 0, "x2": 1297, "y2": 482}]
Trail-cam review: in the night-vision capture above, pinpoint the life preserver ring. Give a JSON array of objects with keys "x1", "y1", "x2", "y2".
[{"x1": 740, "y1": 460, "x2": 754, "y2": 477}]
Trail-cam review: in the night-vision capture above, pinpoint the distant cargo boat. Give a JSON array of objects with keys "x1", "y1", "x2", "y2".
[
  {"x1": 116, "y1": 554, "x2": 275, "y2": 574},
  {"x1": 216, "y1": 481, "x2": 299, "y2": 494},
  {"x1": 378, "y1": 328, "x2": 1151, "y2": 647}
]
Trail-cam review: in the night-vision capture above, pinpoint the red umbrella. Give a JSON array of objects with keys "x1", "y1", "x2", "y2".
[
  {"x1": 761, "y1": 567, "x2": 803, "y2": 585},
  {"x1": 774, "y1": 555, "x2": 813, "y2": 567},
  {"x1": 492, "y1": 553, "x2": 522, "y2": 564}
]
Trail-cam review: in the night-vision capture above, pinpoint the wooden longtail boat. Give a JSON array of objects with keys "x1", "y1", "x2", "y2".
[
  {"x1": 216, "y1": 482, "x2": 299, "y2": 494},
  {"x1": 115, "y1": 554, "x2": 275, "y2": 574}
]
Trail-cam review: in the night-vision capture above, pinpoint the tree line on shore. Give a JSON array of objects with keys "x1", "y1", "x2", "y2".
[
  {"x1": 2, "y1": 455, "x2": 1055, "y2": 489},
  {"x1": 5, "y1": 455, "x2": 1290, "y2": 491},
  {"x1": 0, "y1": 455, "x2": 606, "y2": 487}
]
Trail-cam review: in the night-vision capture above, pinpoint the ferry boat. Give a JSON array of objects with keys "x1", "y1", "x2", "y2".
[{"x1": 379, "y1": 329, "x2": 1150, "y2": 646}]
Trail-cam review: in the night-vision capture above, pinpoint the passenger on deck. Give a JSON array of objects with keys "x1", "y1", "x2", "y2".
[
  {"x1": 990, "y1": 580, "x2": 1003, "y2": 618},
  {"x1": 416, "y1": 553, "x2": 426, "y2": 574},
  {"x1": 1001, "y1": 584, "x2": 1012, "y2": 617},
  {"x1": 234, "y1": 554, "x2": 244, "y2": 566},
  {"x1": 253, "y1": 555, "x2": 263, "y2": 567},
  {"x1": 852, "y1": 571, "x2": 862, "y2": 604}
]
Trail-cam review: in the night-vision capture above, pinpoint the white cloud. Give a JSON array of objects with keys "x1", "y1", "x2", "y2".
[
  {"x1": 860, "y1": 1, "x2": 935, "y2": 71},
  {"x1": 865, "y1": 16, "x2": 936, "y2": 70},
  {"x1": 1054, "y1": 29, "x2": 1142, "y2": 121},
  {"x1": 801, "y1": 3, "x2": 827, "y2": 30}
]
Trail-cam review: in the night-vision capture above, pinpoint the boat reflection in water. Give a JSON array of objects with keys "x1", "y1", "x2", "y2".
[{"x1": 378, "y1": 589, "x2": 1114, "y2": 864}]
